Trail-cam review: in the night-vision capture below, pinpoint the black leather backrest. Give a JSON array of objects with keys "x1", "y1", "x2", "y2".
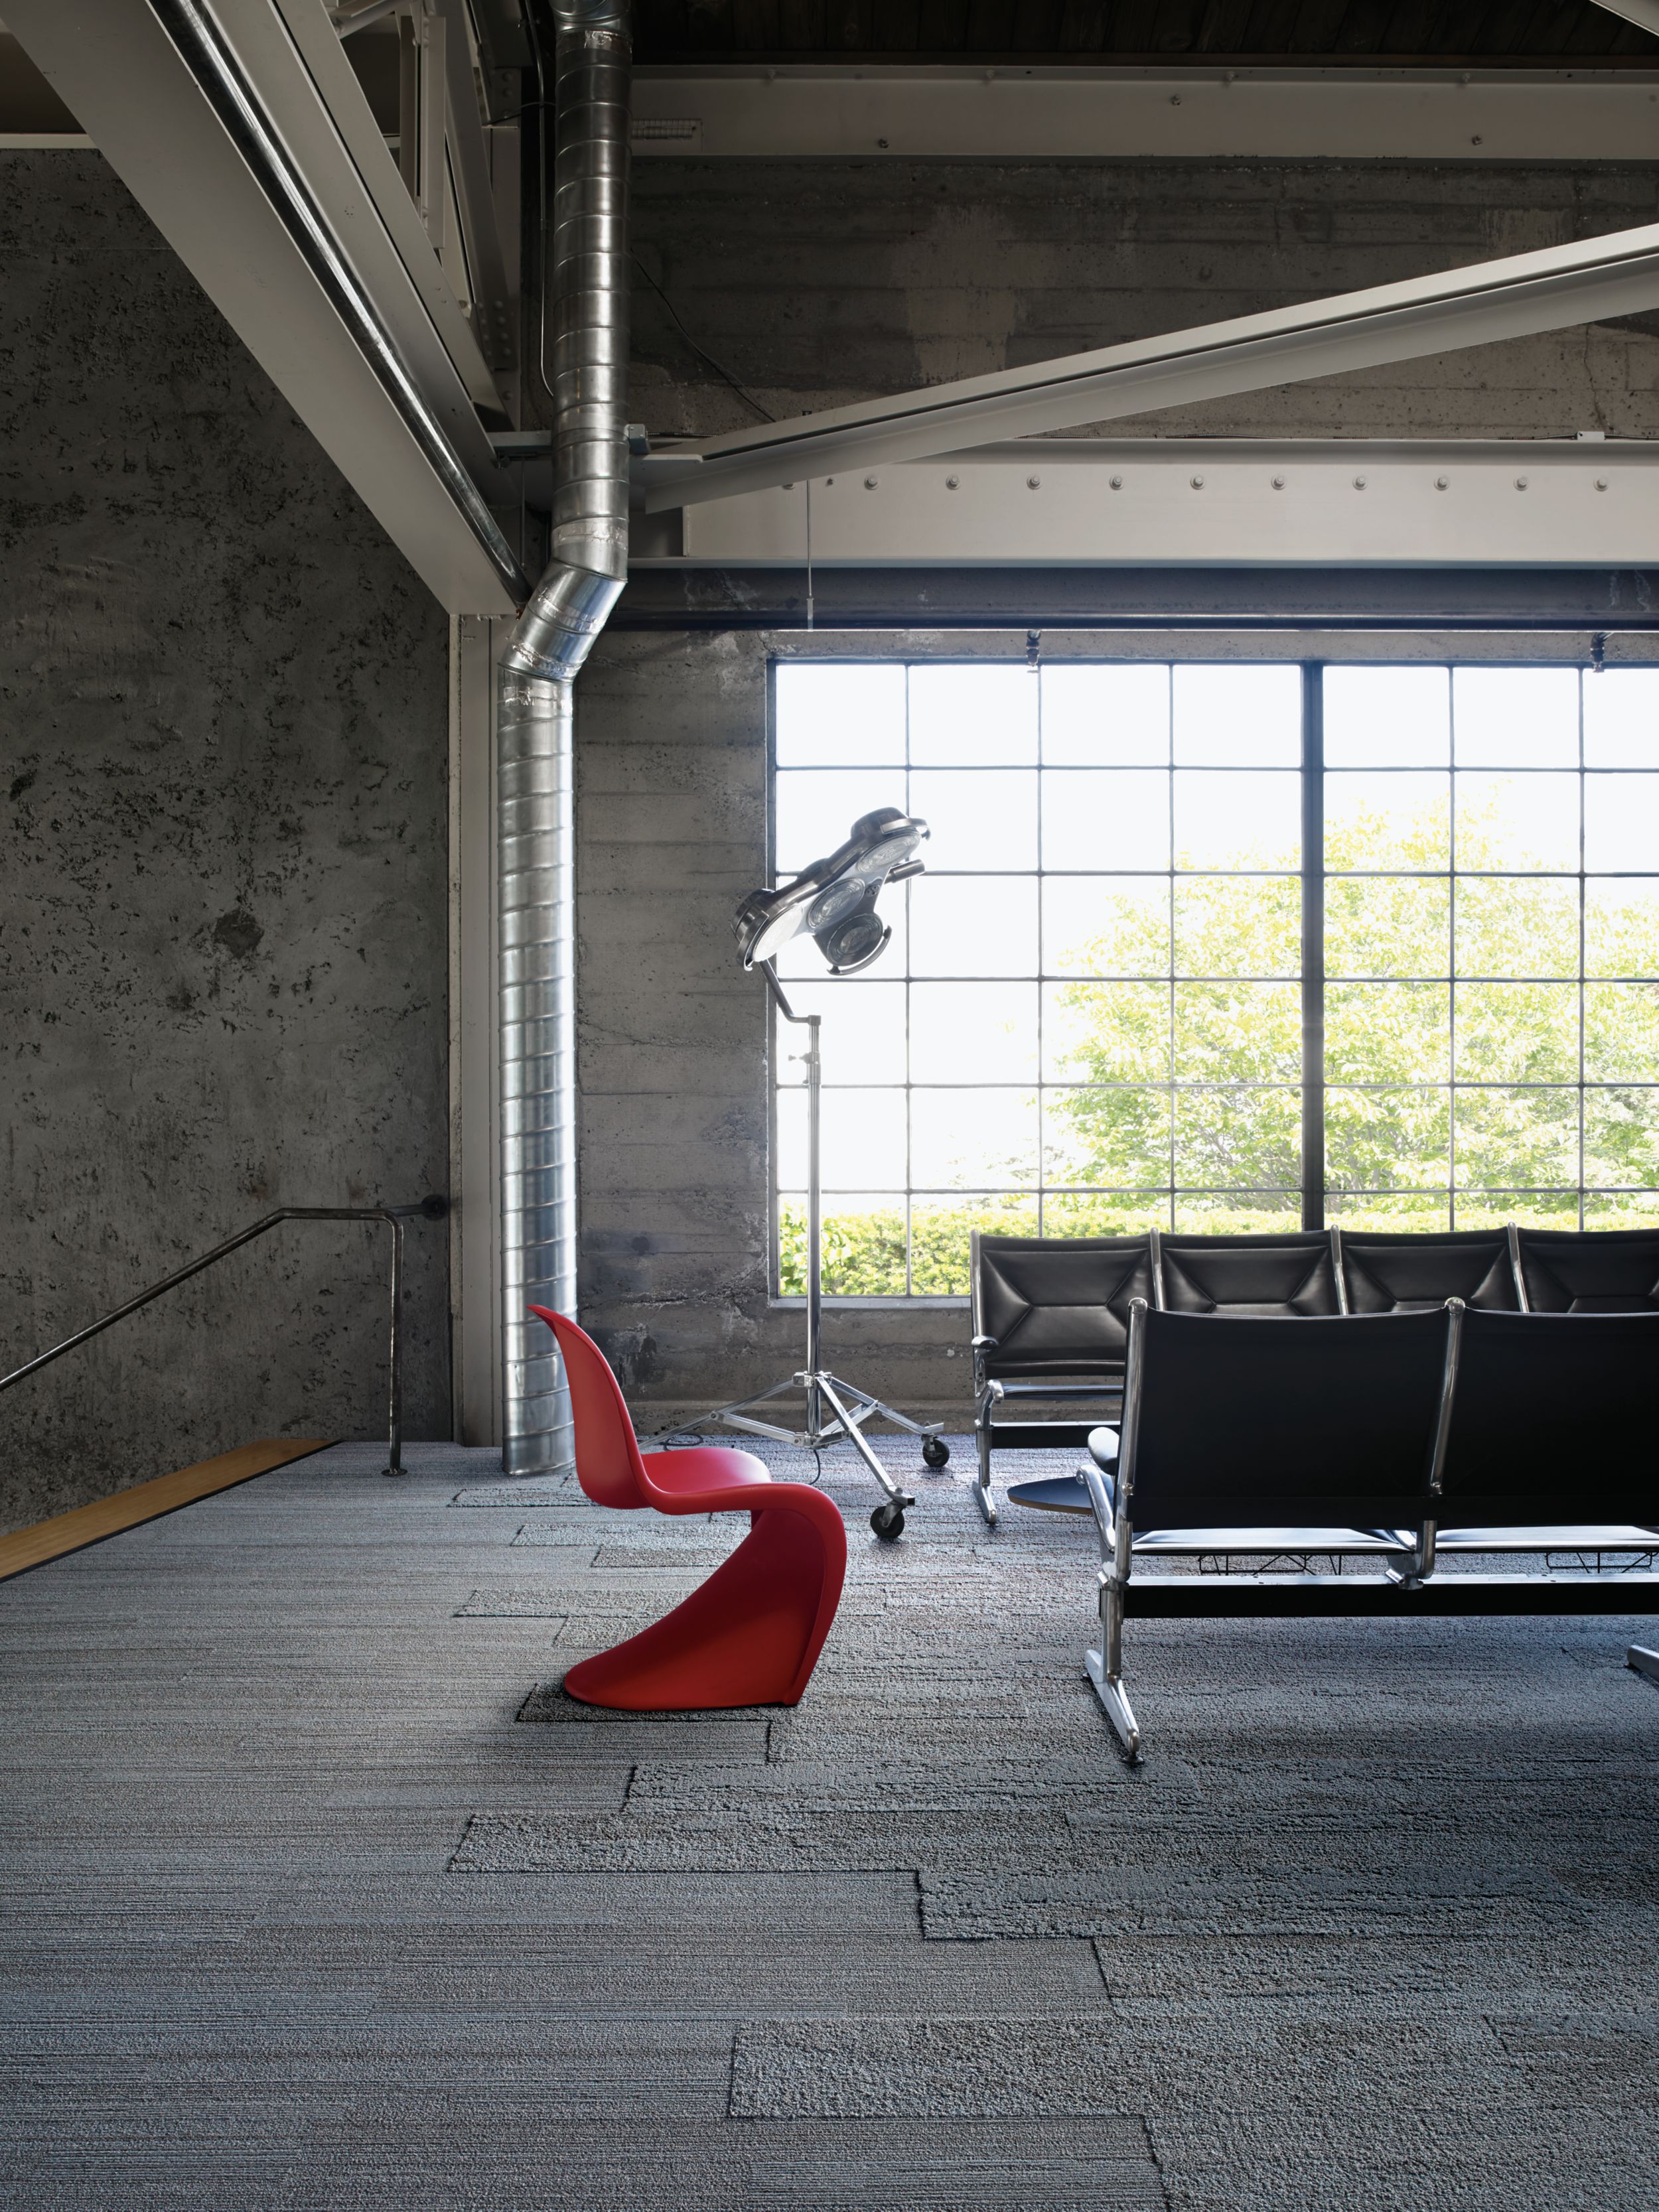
[
  {"x1": 1439, "y1": 1309, "x2": 1659, "y2": 1524},
  {"x1": 1128, "y1": 1308, "x2": 1449, "y2": 1533},
  {"x1": 1341, "y1": 1230, "x2": 1518, "y2": 1314},
  {"x1": 1518, "y1": 1228, "x2": 1659, "y2": 1314},
  {"x1": 1159, "y1": 1231, "x2": 1339, "y2": 1317},
  {"x1": 972, "y1": 1234, "x2": 1153, "y2": 1377}
]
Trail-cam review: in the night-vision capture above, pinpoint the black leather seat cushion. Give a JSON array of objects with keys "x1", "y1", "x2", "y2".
[
  {"x1": 1159, "y1": 1232, "x2": 1339, "y2": 1318},
  {"x1": 974, "y1": 1235, "x2": 1153, "y2": 1377},
  {"x1": 1341, "y1": 1229, "x2": 1518, "y2": 1314},
  {"x1": 1441, "y1": 1308, "x2": 1659, "y2": 1523},
  {"x1": 1129, "y1": 1308, "x2": 1449, "y2": 1533},
  {"x1": 1518, "y1": 1227, "x2": 1659, "y2": 1314}
]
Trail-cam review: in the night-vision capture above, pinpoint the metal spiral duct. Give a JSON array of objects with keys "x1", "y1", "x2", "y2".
[{"x1": 497, "y1": 3, "x2": 631, "y2": 1474}]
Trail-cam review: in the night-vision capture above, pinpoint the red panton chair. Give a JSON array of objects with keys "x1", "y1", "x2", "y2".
[{"x1": 530, "y1": 1309, "x2": 847, "y2": 1710}]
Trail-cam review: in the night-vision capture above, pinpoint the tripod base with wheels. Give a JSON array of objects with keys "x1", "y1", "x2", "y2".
[
  {"x1": 650, "y1": 959, "x2": 950, "y2": 1540},
  {"x1": 653, "y1": 1367, "x2": 949, "y2": 1541}
]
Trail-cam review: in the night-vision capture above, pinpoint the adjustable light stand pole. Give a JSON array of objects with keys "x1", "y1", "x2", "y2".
[{"x1": 676, "y1": 961, "x2": 949, "y2": 1541}]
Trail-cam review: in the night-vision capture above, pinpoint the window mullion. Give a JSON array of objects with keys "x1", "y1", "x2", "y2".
[{"x1": 1300, "y1": 662, "x2": 1326, "y2": 1232}]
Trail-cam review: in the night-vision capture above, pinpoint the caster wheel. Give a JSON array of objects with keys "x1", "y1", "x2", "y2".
[
  {"x1": 871, "y1": 1502, "x2": 906, "y2": 1542},
  {"x1": 922, "y1": 1437, "x2": 950, "y2": 1470}
]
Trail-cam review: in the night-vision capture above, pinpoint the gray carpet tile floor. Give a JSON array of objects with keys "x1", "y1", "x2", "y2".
[{"x1": 2, "y1": 1435, "x2": 1657, "y2": 2209}]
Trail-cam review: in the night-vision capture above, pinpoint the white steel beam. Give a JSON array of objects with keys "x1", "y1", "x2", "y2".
[
  {"x1": 6, "y1": 0, "x2": 519, "y2": 614},
  {"x1": 1593, "y1": 3, "x2": 1659, "y2": 39},
  {"x1": 660, "y1": 441, "x2": 1659, "y2": 571},
  {"x1": 631, "y1": 65, "x2": 1659, "y2": 165},
  {"x1": 644, "y1": 224, "x2": 1659, "y2": 514}
]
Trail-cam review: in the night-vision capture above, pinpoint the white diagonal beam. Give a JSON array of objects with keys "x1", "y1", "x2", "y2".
[
  {"x1": 1593, "y1": 2, "x2": 1659, "y2": 36},
  {"x1": 644, "y1": 223, "x2": 1659, "y2": 513}
]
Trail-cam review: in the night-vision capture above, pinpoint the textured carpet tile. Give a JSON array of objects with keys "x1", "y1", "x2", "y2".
[{"x1": 6, "y1": 1438, "x2": 1658, "y2": 2209}]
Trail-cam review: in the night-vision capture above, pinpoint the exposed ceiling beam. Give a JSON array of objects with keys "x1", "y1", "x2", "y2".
[
  {"x1": 654, "y1": 439, "x2": 1656, "y2": 571},
  {"x1": 644, "y1": 224, "x2": 1659, "y2": 514},
  {"x1": 6, "y1": 0, "x2": 520, "y2": 614},
  {"x1": 632, "y1": 65, "x2": 1659, "y2": 164}
]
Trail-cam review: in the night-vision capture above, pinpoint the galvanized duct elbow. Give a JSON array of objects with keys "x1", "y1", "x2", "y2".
[{"x1": 497, "y1": 2, "x2": 631, "y2": 1475}]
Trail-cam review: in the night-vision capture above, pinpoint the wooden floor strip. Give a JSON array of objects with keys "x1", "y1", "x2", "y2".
[{"x1": 0, "y1": 1439, "x2": 332, "y2": 1582}]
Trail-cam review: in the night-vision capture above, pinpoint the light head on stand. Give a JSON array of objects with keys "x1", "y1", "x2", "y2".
[{"x1": 733, "y1": 805, "x2": 928, "y2": 975}]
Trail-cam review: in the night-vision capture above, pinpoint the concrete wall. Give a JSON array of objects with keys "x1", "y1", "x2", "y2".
[
  {"x1": 628, "y1": 157, "x2": 1659, "y2": 441},
  {"x1": 0, "y1": 154, "x2": 451, "y2": 1535},
  {"x1": 577, "y1": 156, "x2": 1659, "y2": 1432}
]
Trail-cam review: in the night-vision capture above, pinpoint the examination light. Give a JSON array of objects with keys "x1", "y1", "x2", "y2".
[{"x1": 733, "y1": 805, "x2": 929, "y2": 976}]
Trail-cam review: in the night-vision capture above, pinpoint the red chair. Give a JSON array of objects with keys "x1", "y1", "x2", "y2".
[{"x1": 530, "y1": 1309, "x2": 847, "y2": 1710}]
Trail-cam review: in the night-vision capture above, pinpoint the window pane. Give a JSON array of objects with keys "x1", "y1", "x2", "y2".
[
  {"x1": 1043, "y1": 1192, "x2": 1171, "y2": 1234},
  {"x1": 1174, "y1": 876, "x2": 1299, "y2": 978},
  {"x1": 1325, "y1": 1087, "x2": 1451, "y2": 1190},
  {"x1": 1585, "y1": 1190, "x2": 1659, "y2": 1225},
  {"x1": 1455, "y1": 983, "x2": 1579, "y2": 1083},
  {"x1": 1585, "y1": 774, "x2": 1659, "y2": 874},
  {"x1": 1325, "y1": 877, "x2": 1450, "y2": 979},
  {"x1": 1585, "y1": 983, "x2": 1659, "y2": 1081},
  {"x1": 780, "y1": 1195, "x2": 908, "y2": 1296},
  {"x1": 1172, "y1": 663, "x2": 1301, "y2": 764},
  {"x1": 1454, "y1": 1087, "x2": 1578, "y2": 1189},
  {"x1": 1327, "y1": 1192, "x2": 1452, "y2": 1231},
  {"x1": 910, "y1": 876, "x2": 1037, "y2": 976},
  {"x1": 908, "y1": 661, "x2": 1038, "y2": 764},
  {"x1": 778, "y1": 1087, "x2": 907, "y2": 1190},
  {"x1": 1453, "y1": 666, "x2": 1579, "y2": 767},
  {"x1": 776, "y1": 981, "x2": 906, "y2": 1085},
  {"x1": 910, "y1": 767, "x2": 1037, "y2": 871},
  {"x1": 1041, "y1": 663, "x2": 1169, "y2": 764},
  {"x1": 910, "y1": 981, "x2": 1037, "y2": 1083},
  {"x1": 1044, "y1": 1087, "x2": 1170, "y2": 1188},
  {"x1": 775, "y1": 663, "x2": 906, "y2": 765},
  {"x1": 1584, "y1": 1087, "x2": 1659, "y2": 1188},
  {"x1": 910, "y1": 1196, "x2": 1040, "y2": 1294},
  {"x1": 1586, "y1": 878, "x2": 1659, "y2": 976},
  {"x1": 910, "y1": 1088, "x2": 1038, "y2": 1186},
  {"x1": 1327, "y1": 772, "x2": 1449, "y2": 870},
  {"x1": 775, "y1": 768, "x2": 909, "y2": 874},
  {"x1": 1174, "y1": 1194, "x2": 1303, "y2": 1232},
  {"x1": 1173, "y1": 1085, "x2": 1300, "y2": 1188},
  {"x1": 1043, "y1": 982, "x2": 1169, "y2": 1082},
  {"x1": 1174, "y1": 770, "x2": 1300, "y2": 869},
  {"x1": 1457, "y1": 1191, "x2": 1581, "y2": 1229},
  {"x1": 1455, "y1": 772, "x2": 1579, "y2": 872},
  {"x1": 1327, "y1": 983, "x2": 1449, "y2": 1085},
  {"x1": 1043, "y1": 878, "x2": 1170, "y2": 977},
  {"x1": 1455, "y1": 876, "x2": 1579, "y2": 979},
  {"x1": 1042, "y1": 768, "x2": 1169, "y2": 871},
  {"x1": 1583, "y1": 668, "x2": 1659, "y2": 766},
  {"x1": 1173, "y1": 983, "x2": 1301, "y2": 1081},
  {"x1": 1324, "y1": 665, "x2": 1449, "y2": 766}
]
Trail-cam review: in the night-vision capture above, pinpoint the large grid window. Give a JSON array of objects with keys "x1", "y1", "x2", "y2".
[{"x1": 771, "y1": 659, "x2": 1659, "y2": 1298}]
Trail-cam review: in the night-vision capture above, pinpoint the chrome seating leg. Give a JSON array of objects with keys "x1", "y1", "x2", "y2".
[
  {"x1": 972, "y1": 1374, "x2": 999, "y2": 1528},
  {"x1": 1629, "y1": 1645, "x2": 1659, "y2": 1689},
  {"x1": 1084, "y1": 1576, "x2": 1142, "y2": 1762}
]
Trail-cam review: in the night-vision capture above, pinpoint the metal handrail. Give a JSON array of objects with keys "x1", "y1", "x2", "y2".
[{"x1": 0, "y1": 1198, "x2": 447, "y2": 1476}]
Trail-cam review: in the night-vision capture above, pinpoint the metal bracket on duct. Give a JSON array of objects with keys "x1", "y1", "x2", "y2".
[{"x1": 496, "y1": 3, "x2": 631, "y2": 1477}]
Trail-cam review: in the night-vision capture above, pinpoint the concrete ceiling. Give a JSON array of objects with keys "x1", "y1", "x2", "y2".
[{"x1": 632, "y1": 1, "x2": 1659, "y2": 68}]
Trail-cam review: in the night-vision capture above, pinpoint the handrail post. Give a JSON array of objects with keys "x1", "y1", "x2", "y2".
[{"x1": 384, "y1": 1213, "x2": 405, "y2": 1478}]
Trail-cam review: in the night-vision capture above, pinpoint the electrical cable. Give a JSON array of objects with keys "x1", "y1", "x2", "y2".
[
  {"x1": 629, "y1": 251, "x2": 776, "y2": 422},
  {"x1": 521, "y1": 0, "x2": 554, "y2": 408}
]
